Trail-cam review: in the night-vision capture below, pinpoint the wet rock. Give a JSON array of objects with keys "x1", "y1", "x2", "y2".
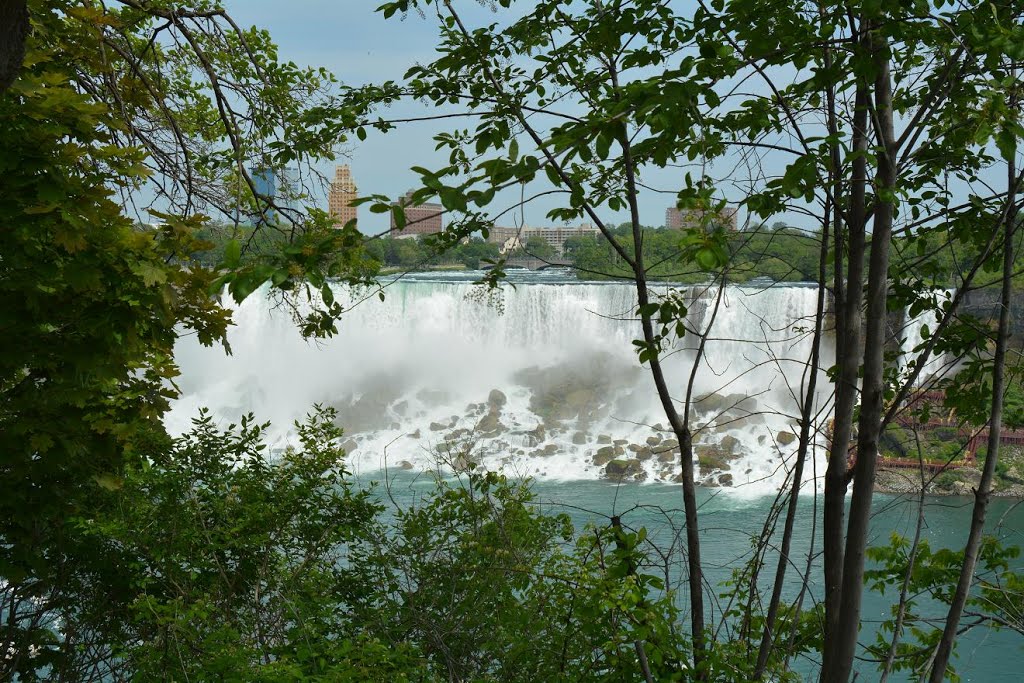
[
  {"x1": 449, "y1": 428, "x2": 470, "y2": 440},
  {"x1": 488, "y1": 389, "x2": 507, "y2": 410},
  {"x1": 409, "y1": 429, "x2": 421, "y2": 439},
  {"x1": 614, "y1": 439, "x2": 628, "y2": 446},
  {"x1": 777, "y1": 431, "x2": 797, "y2": 446},
  {"x1": 598, "y1": 435, "x2": 612, "y2": 444},
  {"x1": 652, "y1": 423, "x2": 666, "y2": 432},
  {"x1": 726, "y1": 414, "x2": 765, "y2": 429},
  {"x1": 475, "y1": 411, "x2": 505, "y2": 435},
  {"x1": 658, "y1": 451, "x2": 677, "y2": 464},
  {"x1": 718, "y1": 473, "x2": 734, "y2": 487},
  {"x1": 526, "y1": 423, "x2": 546, "y2": 446},
  {"x1": 720, "y1": 435, "x2": 740, "y2": 453},
  {"x1": 594, "y1": 445, "x2": 618, "y2": 466},
  {"x1": 393, "y1": 400, "x2": 409, "y2": 416},
  {"x1": 695, "y1": 444, "x2": 730, "y2": 472},
  {"x1": 537, "y1": 443, "x2": 559, "y2": 457},
  {"x1": 646, "y1": 435, "x2": 663, "y2": 446},
  {"x1": 694, "y1": 392, "x2": 729, "y2": 414},
  {"x1": 757, "y1": 434, "x2": 767, "y2": 445},
  {"x1": 661, "y1": 439, "x2": 679, "y2": 450},
  {"x1": 572, "y1": 431, "x2": 589, "y2": 445},
  {"x1": 429, "y1": 422, "x2": 448, "y2": 432},
  {"x1": 604, "y1": 458, "x2": 646, "y2": 481},
  {"x1": 398, "y1": 460, "x2": 414, "y2": 470},
  {"x1": 636, "y1": 448, "x2": 653, "y2": 462},
  {"x1": 340, "y1": 438, "x2": 358, "y2": 453}
]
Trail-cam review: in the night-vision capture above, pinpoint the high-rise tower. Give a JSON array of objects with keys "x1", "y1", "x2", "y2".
[{"x1": 328, "y1": 164, "x2": 357, "y2": 228}]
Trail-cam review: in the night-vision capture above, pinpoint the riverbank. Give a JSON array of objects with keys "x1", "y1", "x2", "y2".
[{"x1": 874, "y1": 447, "x2": 1024, "y2": 497}]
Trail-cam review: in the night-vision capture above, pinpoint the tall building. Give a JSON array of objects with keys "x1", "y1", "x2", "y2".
[
  {"x1": 665, "y1": 206, "x2": 738, "y2": 231},
  {"x1": 487, "y1": 223, "x2": 600, "y2": 255},
  {"x1": 249, "y1": 166, "x2": 276, "y2": 226},
  {"x1": 391, "y1": 190, "x2": 443, "y2": 236},
  {"x1": 328, "y1": 165, "x2": 358, "y2": 228}
]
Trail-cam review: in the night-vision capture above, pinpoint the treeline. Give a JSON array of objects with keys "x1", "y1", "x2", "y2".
[{"x1": 565, "y1": 222, "x2": 1024, "y2": 287}]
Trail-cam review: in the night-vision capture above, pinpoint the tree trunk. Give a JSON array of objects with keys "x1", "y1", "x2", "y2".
[
  {"x1": 927, "y1": 146, "x2": 1018, "y2": 683},
  {"x1": 0, "y1": 0, "x2": 29, "y2": 93},
  {"x1": 827, "y1": 27, "x2": 897, "y2": 683},
  {"x1": 821, "y1": 77, "x2": 869, "y2": 677},
  {"x1": 753, "y1": 195, "x2": 831, "y2": 678}
]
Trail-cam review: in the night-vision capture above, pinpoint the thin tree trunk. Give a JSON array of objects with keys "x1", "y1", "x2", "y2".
[
  {"x1": 828, "y1": 27, "x2": 897, "y2": 683},
  {"x1": 753, "y1": 196, "x2": 831, "y2": 678},
  {"x1": 0, "y1": 0, "x2": 29, "y2": 93},
  {"x1": 821, "y1": 73, "x2": 869, "y2": 678},
  {"x1": 879, "y1": 428, "x2": 929, "y2": 683},
  {"x1": 927, "y1": 146, "x2": 1018, "y2": 683}
]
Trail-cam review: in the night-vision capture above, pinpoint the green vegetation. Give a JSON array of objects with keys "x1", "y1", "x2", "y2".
[
  {"x1": 363, "y1": 234, "x2": 501, "y2": 271},
  {"x1": 566, "y1": 223, "x2": 825, "y2": 282},
  {"x1": 3, "y1": 0, "x2": 1024, "y2": 681}
]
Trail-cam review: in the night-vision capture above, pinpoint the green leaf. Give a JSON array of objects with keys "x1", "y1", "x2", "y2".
[{"x1": 224, "y1": 239, "x2": 242, "y2": 268}]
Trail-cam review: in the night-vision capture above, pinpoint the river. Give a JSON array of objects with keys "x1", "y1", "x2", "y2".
[{"x1": 170, "y1": 270, "x2": 1022, "y2": 680}]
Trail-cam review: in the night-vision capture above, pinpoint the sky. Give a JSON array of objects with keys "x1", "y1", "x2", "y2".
[{"x1": 219, "y1": 0, "x2": 743, "y2": 234}]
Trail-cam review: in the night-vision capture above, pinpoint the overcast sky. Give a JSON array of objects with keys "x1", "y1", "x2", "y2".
[{"x1": 221, "y1": 1, "x2": 764, "y2": 234}]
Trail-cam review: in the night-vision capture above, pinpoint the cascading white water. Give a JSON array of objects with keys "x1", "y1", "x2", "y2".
[
  {"x1": 898, "y1": 288, "x2": 955, "y2": 384},
  {"x1": 168, "y1": 274, "x2": 834, "y2": 494}
]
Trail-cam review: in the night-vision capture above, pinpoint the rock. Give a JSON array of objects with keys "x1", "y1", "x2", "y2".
[
  {"x1": 718, "y1": 473, "x2": 734, "y2": 487},
  {"x1": 526, "y1": 423, "x2": 546, "y2": 446},
  {"x1": 594, "y1": 445, "x2": 618, "y2": 466},
  {"x1": 429, "y1": 421, "x2": 448, "y2": 432},
  {"x1": 658, "y1": 451, "x2": 677, "y2": 464},
  {"x1": 636, "y1": 448, "x2": 653, "y2": 462},
  {"x1": 720, "y1": 435, "x2": 740, "y2": 453},
  {"x1": 696, "y1": 444, "x2": 730, "y2": 472},
  {"x1": 340, "y1": 438, "x2": 358, "y2": 453},
  {"x1": 572, "y1": 431, "x2": 588, "y2": 445},
  {"x1": 475, "y1": 410, "x2": 505, "y2": 435},
  {"x1": 449, "y1": 428, "x2": 469, "y2": 440},
  {"x1": 694, "y1": 392, "x2": 730, "y2": 414},
  {"x1": 614, "y1": 439, "x2": 628, "y2": 446},
  {"x1": 628, "y1": 444, "x2": 644, "y2": 453},
  {"x1": 409, "y1": 429, "x2": 421, "y2": 439},
  {"x1": 604, "y1": 458, "x2": 645, "y2": 481},
  {"x1": 646, "y1": 435, "x2": 663, "y2": 446},
  {"x1": 661, "y1": 439, "x2": 679, "y2": 450},
  {"x1": 398, "y1": 460, "x2": 414, "y2": 470},
  {"x1": 543, "y1": 443, "x2": 559, "y2": 455},
  {"x1": 392, "y1": 400, "x2": 409, "y2": 416},
  {"x1": 757, "y1": 434, "x2": 766, "y2": 445},
  {"x1": 488, "y1": 389, "x2": 507, "y2": 410},
  {"x1": 777, "y1": 430, "x2": 797, "y2": 446},
  {"x1": 598, "y1": 435, "x2": 612, "y2": 444},
  {"x1": 652, "y1": 423, "x2": 666, "y2": 432}
]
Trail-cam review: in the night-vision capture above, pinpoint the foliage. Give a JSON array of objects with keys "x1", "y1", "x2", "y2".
[{"x1": 865, "y1": 534, "x2": 1024, "y2": 680}]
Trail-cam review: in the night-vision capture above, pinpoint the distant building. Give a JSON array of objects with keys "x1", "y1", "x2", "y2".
[
  {"x1": 665, "y1": 206, "x2": 738, "y2": 231},
  {"x1": 328, "y1": 165, "x2": 358, "y2": 228},
  {"x1": 249, "y1": 166, "x2": 276, "y2": 226},
  {"x1": 391, "y1": 190, "x2": 443, "y2": 236},
  {"x1": 487, "y1": 223, "x2": 600, "y2": 256}
]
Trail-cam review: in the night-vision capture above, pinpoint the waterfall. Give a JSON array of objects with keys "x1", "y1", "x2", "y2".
[
  {"x1": 169, "y1": 275, "x2": 833, "y2": 493},
  {"x1": 898, "y1": 288, "x2": 954, "y2": 384}
]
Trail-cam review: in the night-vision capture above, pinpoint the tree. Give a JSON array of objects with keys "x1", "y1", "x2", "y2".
[
  {"x1": 351, "y1": 0, "x2": 1024, "y2": 679},
  {"x1": 1, "y1": 1, "x2": 374, "y2": 674}
]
